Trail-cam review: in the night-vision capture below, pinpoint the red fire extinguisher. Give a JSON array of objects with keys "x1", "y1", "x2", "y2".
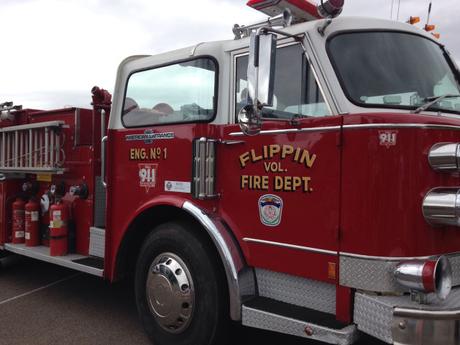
[
  {"x1": 12, "y1": 198, "x2": 25, "y2": 244},
  {"x1": 49, "y1": 200, "x2": 69, "y2": 256},
  {"x1": 25, "y1": 198, "x2": 40, "y2": 247}
]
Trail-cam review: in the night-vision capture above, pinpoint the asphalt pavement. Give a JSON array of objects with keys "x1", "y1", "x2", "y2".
[{"x1": 0, "y1": 256, "x2": 384, "y2": 345}]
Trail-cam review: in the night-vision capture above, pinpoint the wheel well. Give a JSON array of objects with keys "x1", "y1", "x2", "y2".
[{"x1": 114, "y1": 205, "x2": 225, "y2": 285}]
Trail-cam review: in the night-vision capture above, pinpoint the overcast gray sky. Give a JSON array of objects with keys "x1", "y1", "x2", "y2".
[{"x1": 1, "y1": 0, "x2": 458, "y2": 109}]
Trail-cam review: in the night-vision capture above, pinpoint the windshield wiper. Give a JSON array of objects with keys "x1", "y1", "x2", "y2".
[{"x1": 413, "y1": 94, "x2": 460, "y2": 114}]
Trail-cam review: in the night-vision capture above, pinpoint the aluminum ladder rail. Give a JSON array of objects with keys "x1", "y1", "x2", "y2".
[{"x1": 0, "y1": 121, "x2": 66, "y2": 174}]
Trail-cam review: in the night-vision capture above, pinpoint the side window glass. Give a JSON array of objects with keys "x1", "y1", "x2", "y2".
[
  {"x1": 123, "y1": 58, "x2": 217, "y2": 127},
  {"x1": 235, "y1": 44, "x2": 330, "y2": 119}
]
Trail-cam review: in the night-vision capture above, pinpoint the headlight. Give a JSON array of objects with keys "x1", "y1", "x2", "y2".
[
  {"x1": 422, "y1": 188, "x2": 460, "y2": 227},
  {"x1": 428, "y1": 143, "x2": 460, "y2": 171}
]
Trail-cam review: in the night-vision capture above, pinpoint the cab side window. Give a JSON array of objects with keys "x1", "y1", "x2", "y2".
[
  {"x1": 123, "y1": 58, "x2": 217, "y2": 127},
  {"x1": 235, "y1": 44, "x2": 329, "y2": 119}
]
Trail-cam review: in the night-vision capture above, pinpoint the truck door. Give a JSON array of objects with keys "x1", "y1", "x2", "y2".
[
  {"x1": 219, "y1": 43, "x2": 341, "y2": 283},
  {"x1": 105, "y1": 57, "x2": 218, "y2": 276}
]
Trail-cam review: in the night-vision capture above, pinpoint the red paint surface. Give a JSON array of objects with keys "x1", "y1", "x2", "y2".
[
  {"x1": 341, "y1": 113, "x2": 460, "y2": 257},
  {"x1": 105, "y1": 123, "x2": 213, "y2": 280},
  {"x1": 218, "y1": 116, "x2": 342, "y2": 282},
  {"x1": 336, "y1": 285, "x2": 352, "y2": 323}
]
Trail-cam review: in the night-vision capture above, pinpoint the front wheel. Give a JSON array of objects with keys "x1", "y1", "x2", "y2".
[{"x1": 135, "y1": 221, "x2": 228, "y2": 345}]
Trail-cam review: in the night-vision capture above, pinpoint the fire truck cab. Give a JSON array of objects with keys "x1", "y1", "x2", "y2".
[{"x1": 1, "y1": 1, "x2": 460, "y2": 344}]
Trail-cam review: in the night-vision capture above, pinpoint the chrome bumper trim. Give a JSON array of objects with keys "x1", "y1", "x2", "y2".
[
  {"x1": 354, "y1": 288, "x2": 460, "y2": 345},
  {"x1": 393, "y1": 307, "x2": 460, "y2": 345},
  {"x1": 394, "y1": 307, "x2": 460, "y2": 320}
]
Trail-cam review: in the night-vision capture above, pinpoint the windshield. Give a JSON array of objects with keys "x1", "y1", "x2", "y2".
[{"x1": 328, "y1": 31, "x2": 460, "y2": 114}]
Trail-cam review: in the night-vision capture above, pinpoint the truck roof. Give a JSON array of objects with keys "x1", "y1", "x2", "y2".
[
  {"x1": 200, "y1": 16, "x2": 437, "y2": 56},
  {"x1": 124, "y1": 16, "x2": 436, "y2": 66}
]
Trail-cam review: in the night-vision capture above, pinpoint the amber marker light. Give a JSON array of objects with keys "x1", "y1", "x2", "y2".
[
  {"x1": 425, "y1": 24, "x2": 436, "y2": 32},
  {"x1": 407, "y1": 16, "x2": 421, "y2": 25},
  {"x1": 328, "y1": 262, "x2": 336, "y2": 280}
]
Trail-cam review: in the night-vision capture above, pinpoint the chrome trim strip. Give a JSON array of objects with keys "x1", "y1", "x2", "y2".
[
  {"x1": 340, "y1": 251, "x2": 460, "y2": 261},
  {"x1": 183, "y1": 201, "x2": 249, "y2": 321},
  {"x1": 341, "y1": 252, "x2": 435, "y2": 261},
  {"x1": 244, "y1": 237, "x2": 460, "y2": 260},
  {"x1": 343, "y1": 123, "x2": 460, "y2": 131},
  {"x1": 229, "y1": 125, "x2": 340, "y2": 137},
  {"x1": 243, "y1": 238, "x2": 460, "y2": 261},
  {"x1": 243, "y1": 237, "x2": 337, "y2": 256},
  {"x1": 0, "y1": 120, "x2": 65, "y2": 133},
  {"x1": 229, "y1": 123, "x2": 460, "y2": 137}
]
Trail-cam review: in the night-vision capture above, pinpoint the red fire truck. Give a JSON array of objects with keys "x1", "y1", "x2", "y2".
[{"x1": 1, "y1": 0, "x2": 460, "y2": 344}]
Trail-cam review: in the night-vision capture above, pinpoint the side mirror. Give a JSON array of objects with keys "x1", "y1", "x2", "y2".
[
  {"x1": 238, "y1": 31, "x2": 277, "y2": 136},
  {"x1": 238, "y1": 104, "x2": 261, "y2": 136}
]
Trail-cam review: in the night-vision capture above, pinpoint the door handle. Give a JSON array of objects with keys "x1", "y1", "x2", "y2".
[{"x1": 101, "y1": 135, "x2": 108, "y2": 188}]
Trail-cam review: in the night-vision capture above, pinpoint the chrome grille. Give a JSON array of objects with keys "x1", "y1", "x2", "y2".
[{"x1": 192, "y1": 138, "x2": 217, "y2": 199}]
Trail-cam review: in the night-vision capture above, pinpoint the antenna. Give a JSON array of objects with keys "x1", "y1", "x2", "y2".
[
  {"x1": 426, "y1": 1, "x2": 432, "y2": 26},
  {"x1": 424, "y1": 1, "x2": 438, "y2": 37}
]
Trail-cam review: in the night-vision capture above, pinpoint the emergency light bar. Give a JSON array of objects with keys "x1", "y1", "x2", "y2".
[{"x1": 247, "y1": 0, "x2": 320, "y2": 23}]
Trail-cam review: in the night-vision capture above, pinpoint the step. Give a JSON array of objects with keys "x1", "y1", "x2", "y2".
[
  {"x1": 89, "y1": 226, "x2": 105, "y2": 258},
  {"x1": 4, "y1": 243, "x2": 103, "y2": 277},
  {"x1": 242, "y1": 297, "x2": 358, "y2": 345}
]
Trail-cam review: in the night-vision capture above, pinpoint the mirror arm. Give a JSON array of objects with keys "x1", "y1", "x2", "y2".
[{"x1": 258, "y1": 27, "x2": 303, "y2": 42}]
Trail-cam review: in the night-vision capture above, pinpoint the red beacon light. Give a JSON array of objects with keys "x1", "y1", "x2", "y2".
[
  {"x1": 317, "y1": 0, "x2": 344, "y2": 18},
  {"x1": 246, "y1": 0, "x2": 321, "y2": 23}
]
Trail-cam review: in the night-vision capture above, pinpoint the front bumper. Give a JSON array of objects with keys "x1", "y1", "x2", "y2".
[
  {"x1": 354, "y1": 287, "x2": 460, "y2": 344},
  {"x1": 393, "y1": 307, "x2": 460, "y2": 345}
]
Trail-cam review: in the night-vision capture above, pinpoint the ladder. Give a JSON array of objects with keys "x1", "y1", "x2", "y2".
[{"x1": 0, "y1": 121, "x2": 66, "y2": 174}]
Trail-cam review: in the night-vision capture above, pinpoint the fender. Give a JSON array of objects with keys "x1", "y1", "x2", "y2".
[
  {"x1": 113, "y1": 197, "x2": 254, "y2": 321},
  {"x1": 183, "y1": 201, "x2": 254, "y2": 321},
  {"x1": 109, "y1": 196, "x2": 185, "y2": 280}
]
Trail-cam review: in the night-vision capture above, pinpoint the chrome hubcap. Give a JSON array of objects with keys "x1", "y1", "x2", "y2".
[{"x1": 146, "y1": 252, "x2": 194, "y2": 333}]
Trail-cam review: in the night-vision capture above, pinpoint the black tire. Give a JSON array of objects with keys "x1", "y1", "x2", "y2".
[{"x1": 135, "y1": 221, "x2": 229, "y2": 345}]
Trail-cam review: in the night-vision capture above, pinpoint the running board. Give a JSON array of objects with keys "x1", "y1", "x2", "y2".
[
  {"x1": 4, "y1": 243, "x2": 103, "y2": 277},
  {"x1": 242, "y1": 298, "x2": 358, "y2": 345}
]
